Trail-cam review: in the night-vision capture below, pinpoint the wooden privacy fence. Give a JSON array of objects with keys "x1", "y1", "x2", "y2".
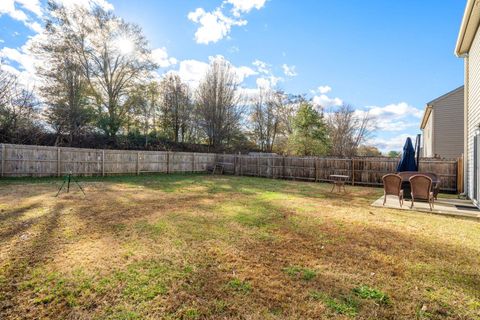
[
  {"x1": 0, "y1": 144, "x2": 216, "y2": 177},
  {"x1": 215, "y1": 154, "x2": 459, "y2": 192},
  {"x1": 0, "y1": 144, "x2": 460, "y2": 192}
]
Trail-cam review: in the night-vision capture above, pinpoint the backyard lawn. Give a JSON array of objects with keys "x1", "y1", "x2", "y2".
[{"x1": 0, "y1": 174, "x2": 479, "y2": 319}]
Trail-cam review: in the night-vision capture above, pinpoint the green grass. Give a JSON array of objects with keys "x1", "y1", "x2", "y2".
[
  {"x1": 353, "y1": 285, "x2": 390, "y2": 305},
  {"x1": 310, "y1": 291, "x2": 359, "y2": 317},
  {"x1": 0, "y1": 174, "x2": 479, "y2": 319},
  {"x1": 227, "y1": 278, "x2": 252, "y2": 293},
  {"x1": 283, "y1": 266, "x2": 317, "y2": 281}
]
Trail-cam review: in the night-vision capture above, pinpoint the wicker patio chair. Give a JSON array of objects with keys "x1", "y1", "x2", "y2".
[
  {"x1": 423, "y1": 172, "x2": 440, "y2": 199},
  {"x1": 382, "y1": 174, "x2": 404, "y2": 207},
  {"x1": 409, "y1": 174, "x2": 434, "y2": 211}
]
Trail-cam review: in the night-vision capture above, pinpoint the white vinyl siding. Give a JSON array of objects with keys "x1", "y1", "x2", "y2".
[
  {"x1": 432, "y1": 88, "x2": 464, "y2": 159},
  {"x1": 466, "y1": 25, "x2": 480, "y2": 200},
  {"x1": 422, "y1": 113, "x2": 434, "y2": 157}
]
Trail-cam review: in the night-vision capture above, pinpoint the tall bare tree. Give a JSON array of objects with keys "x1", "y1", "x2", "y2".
[
  {"x1": 34, "y1": 4, "x2": 94, "y2": 146},
  {"x1": 0, "y1": 66, "x2": 40, "y2": 143},
  {"x1": 51, "y1": 3, "x2": 156, "y2": 143},
  {"x1": 250, "y1": 90, "x2": 285, "y2": 152},
  {"x1": 326, "y1": 104, "x2": 374, "y2": 157},
  {"x1": 127, "y1": 83, "x2": 156, "y2": 147},
  {"x1": 159, "y1": 73, "x2": 192, "y2": 143},
  {"x1": 195, "y1": 58, "x2": 243, "y2": 148}
]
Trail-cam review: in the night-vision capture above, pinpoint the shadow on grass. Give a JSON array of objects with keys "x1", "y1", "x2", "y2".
[
  {"x1": 0, "y1": 174, "x2": 478, "y2": 319},
  {"x1": 0, "y1": 202, "x2": 64, "y2": 314},
  {"x1": 0, "y1": 202, "x2": 41, "y2": 223}
]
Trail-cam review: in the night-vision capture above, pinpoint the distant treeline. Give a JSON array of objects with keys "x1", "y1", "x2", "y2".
[{"x1": 0, "y1": 2, "x2": 377, "y2": 156}]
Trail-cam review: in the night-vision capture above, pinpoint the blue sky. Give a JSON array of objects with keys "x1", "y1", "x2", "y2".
[{"x1": 0, "y1": 0, "x2": 467, "y2": 151}]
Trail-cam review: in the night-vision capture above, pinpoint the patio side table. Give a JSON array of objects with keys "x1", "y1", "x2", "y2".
[{"x1": 329, "y1": 174, "x2": 349, "y2": 193}]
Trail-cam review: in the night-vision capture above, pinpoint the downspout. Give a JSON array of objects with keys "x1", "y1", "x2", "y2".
[{"x1": 464, "y1": 55, "x2": 469, "y2": 196}]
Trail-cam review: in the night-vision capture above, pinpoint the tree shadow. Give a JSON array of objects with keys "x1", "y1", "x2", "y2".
[
  {"x1": 163, "y1": 195, "x2": 480, "y2": 318},
  {"x1": 0, "y1": 202, "x2": 64, "y2": 316},
  {"x1": 0, "y1": 202, "x2": 42, "y2": 223}
]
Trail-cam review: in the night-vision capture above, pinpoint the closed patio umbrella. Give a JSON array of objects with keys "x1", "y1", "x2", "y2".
[{"x1": 396, "y1": 137, "x2": 417, "y2": 172}]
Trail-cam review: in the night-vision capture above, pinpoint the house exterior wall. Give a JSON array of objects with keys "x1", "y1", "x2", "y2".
[
  {"x1": 431, "y1": 88, "x2": 464, "y2": 159},
  {"x1": 466, "y1": 26, "x2": 480, "y2": 200},
  {"x1": 422, "y1": 113, "x2": 434, "y2": 157}
]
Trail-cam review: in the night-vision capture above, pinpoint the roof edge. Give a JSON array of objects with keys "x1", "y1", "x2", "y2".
[
  {"x1": 426, "y1": 85, "x2": 464, "y2": 106},
  {"x1": 456, "y1": 0, "x2": 480, "y2": 56}
]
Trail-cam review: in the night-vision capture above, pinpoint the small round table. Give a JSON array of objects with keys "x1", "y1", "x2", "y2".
[{"x1": 329, "y1": 174, "x2": 349, "y2": 193}]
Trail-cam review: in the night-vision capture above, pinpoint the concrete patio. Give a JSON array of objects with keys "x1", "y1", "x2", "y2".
[{"x1": 371, "y1": 196, "x2": 480, "y2": 220}]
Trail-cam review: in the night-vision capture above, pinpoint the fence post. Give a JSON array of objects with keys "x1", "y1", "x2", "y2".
[
  {"x1": 102, "y1": 150, "x2": 105, "y2": 177},
  {"x1": 57, "y1": 147, "x2": 61, "y2": 177},
  {"x1": 192, "y1": 152, "x2": 195, "y2": 173},
  {"x1": 282, "y1": 156, "x2": 286, "y2": 179},
  {"x1": 314, "y1": 158, "x2": 318, "y2": 182},
  {"x1": 1, "y1": 144, "x2": 5, "y2": 177},
  {"x1": 233, "y1": 154, "x2": 237, "y2": 175},
  {"x1": 239, "y1": 155, "x2": 242, "y2": 176},
  {"x1": 136, "y1": 152, "x2": 140, "y2": 175},
  {"x1": 270, "y1": 157, "x2": 273, "y2": 179},
  {"x1": 167, "y1": 151, "x2": 170, "y2": 174},
  {"x1": 257, "y1": 156, "x2": 260, "y2": 176},
  {"x1": 351, "y1": 158, "x2": 355, "y2": 186}
]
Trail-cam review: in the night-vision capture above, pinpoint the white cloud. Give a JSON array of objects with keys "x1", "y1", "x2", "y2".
[
  {"x1": 366, "y1": 102, "x2": 423, "y2": 118},
  {"x1": 236, "y1": 87, "x2": 261, "y2": 101},
  {"x1": 25, "y1": 20, "x2": 42, "y2": 33},
  {"x1": 226, "y1": 0, "x2": 267, "y2": 16},
  {"x1": 0, "y1": 47, "x2": 35, "y2": 73},
  {"x1": 176, "y1": 56, "x2": 258, "y2": 89},
  {"x1": 318, "y1": 85, "x2": 331, "y2": 94},
  {"x1": 188, "y1": 8, "x2": 246, "y2": 44},
  {"x1": 177, "y1": 59, "x2": 210, "y2": 87},
  {"x1": 0, "y1": 46, "x2": 38, "y2": 88},
  {"x1": 187, "y1": 0, "x2": 266, "y2": 45},
  {"x1": 367, "y1": 134, "x2": 412, "y2": 152},
  {"x1": 355, "y1": 102, "x2": 423, "y2": 132},
  {"x1": 151, "y1": 47, "x2": 177, "y2": 68},
  {"x1": 0, "y1": 32, "x2": 48, "y2": 89},
  {"x1": 256, "y1": 75, "x2": 282, "y2": 89},
  {"x1": 252, "y1": 59, "x2": 270, "y2": 74},
  {"x1": 233, "y1": 65, "x2": 257, "y2": 82},
  {"x1": 282, "y1": 64, "x2": 297, "y2": 77},
  {"x1": 0, "y1": 0, "x2": 43, "y2": 32},
  {"x1": 311, "y1": 85, "x2": 343, "y2": 108},
  {"x1": 312, "y1": 94, "x2": 343, "y2": 108},
  {"x1": 16, "y1": 0, "x2": 42, "y2": 17},
  {"x1": 53, "y1": 0, "x2": 114, "y2": 11}
]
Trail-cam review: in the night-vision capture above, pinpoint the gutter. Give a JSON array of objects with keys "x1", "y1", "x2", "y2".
[{"x1": 456, "y1": 0, "x2": 479, "y2": 57}]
